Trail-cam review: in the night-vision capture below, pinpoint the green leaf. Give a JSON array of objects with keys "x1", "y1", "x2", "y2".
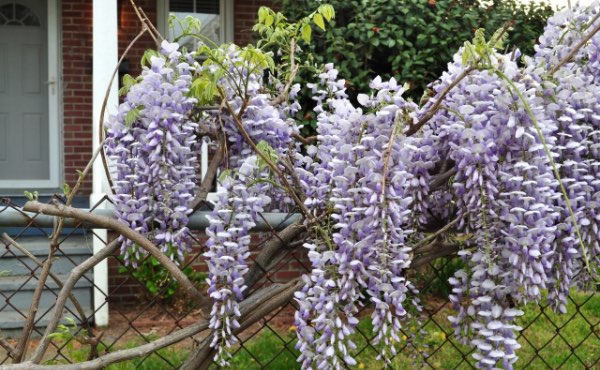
[
  {"x1": 119, "y1": 74, "x2": 137, "y2": 96},
  {"x1": 190, "y1": 76, "x2": 216, "y2": 105},
  {"x1": 62, "y1": 183, "x2": 71, "y2": 196},
  {"x1": 301, "y1": 23, "x2": 312, "y2": 43},
  {"x1": 313, "y1": 13, "x2": 326, "y2": 31},
  {"x1": 146, "y1": 280, "x2": 157, "y2": 294},
  {"x1": 256, "y1": 140, "x2": 279, "y2": 170},
  {"x1": 124, "y1": 106, "x2": 143, "y2": 127},
  {"x1": 318, "y1": 4, "x2": 335, "y2": 22},
  {"x1": 462, "y1": 41, "x2": 475, "y2": 66},
  {"x1": 258, "y1": 6, "x2": 267, "y2": 24},
  {"x1": 473, "y1": 28, "x2": 487, "y2": 56},
  {"x1": 218, "y1": 169, "x2": 232, "y2": 183},
  {"x1": 265, "y1": 14, "x2": 274, "y2": 27},
  {"x1": 489, "y1": 26, "x2": 510, "y2": 50},
  {"x1": 24, "y1": 191, "x2": 38, "y2": 201},
  {"x1": 140, "y1": 49, "x2": 161, "y2": 67}
]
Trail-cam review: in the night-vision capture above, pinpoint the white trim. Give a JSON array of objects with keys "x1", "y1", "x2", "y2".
[
  {"x1": 222, "y1": 0, "x2": 234, "y2": 43},
  {"x1": 47, "y1": 0, "x2": 60, "y2": 189},
  {"x1": 156, "y1": 0, "x2": 167, "y2": 39},
  {"x1": 0, "y1": 0, "x2": 61, "y2": 190},
  {"x1": 90, "y1": 194, "x2": 109, "y2": 328},
  {"x1": 92, "y1": 0, "x2": 118, "y2": 327}
]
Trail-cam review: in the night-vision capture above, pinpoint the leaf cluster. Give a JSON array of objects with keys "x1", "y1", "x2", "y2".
[
  {"x1": 118, "y1": 254, "x2": 205, "y2": 301},
  {"x1": 281, "y1": 0, "x2": 553, "y2": 134}
]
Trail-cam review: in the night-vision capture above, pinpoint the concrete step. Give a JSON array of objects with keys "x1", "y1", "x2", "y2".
[
  {"x1": 0, "y1": 234, "x2": 96, "y2": 338},
  {"x1": 0, "y1": 274, "x2": 93, "y2": 312},
  {"x1": 0, "y1": 235, "x2": 93, "y2": 276},
  {"x1": 0, "y1": 307, "x2": 95, "y2": 339}
]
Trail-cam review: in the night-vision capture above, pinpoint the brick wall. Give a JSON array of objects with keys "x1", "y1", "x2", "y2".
[
  {"x1": 61, "y1": 0, "x2": 93, "y2": 194},
  {"x1": 234, "y1": 0, "x2": 278, "y2": 46},
  {"x1": 117, "y1": 0, "x2": 158, "y2": 80}
]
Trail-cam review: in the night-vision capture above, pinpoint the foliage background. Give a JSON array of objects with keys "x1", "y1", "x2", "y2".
[{"x1": 279, "y1": 0, "x2": 554, "y2": 134}]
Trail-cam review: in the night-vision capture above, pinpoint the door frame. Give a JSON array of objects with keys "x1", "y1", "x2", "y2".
[{"x1": 0, "y1": 0, "x2": 61, "y2": 190}]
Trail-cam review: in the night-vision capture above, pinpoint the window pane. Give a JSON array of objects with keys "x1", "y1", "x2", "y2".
[{"x1": 169, "y1": 0, "x2": 220, "y2": 49}]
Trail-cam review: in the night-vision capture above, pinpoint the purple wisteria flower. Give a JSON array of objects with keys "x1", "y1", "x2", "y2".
[
  {"x1": 105, "y1": 40, "x2": 198, "y2": 265},
  {"x1": 205, "y1": 155, "x2": 269, "y2": 365},
  {"x1": 294, "y1": 66, "x2": 422, "y2": 368}
]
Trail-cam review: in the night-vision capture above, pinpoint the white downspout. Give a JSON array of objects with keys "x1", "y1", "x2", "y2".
[{"x1": 92, "y1": 0, "x2": 118, "y2": 327}]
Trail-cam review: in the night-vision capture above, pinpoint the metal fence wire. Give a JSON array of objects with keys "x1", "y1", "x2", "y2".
[{"x1": 0, "y1": 197, "x2": 598, "y2": 369}]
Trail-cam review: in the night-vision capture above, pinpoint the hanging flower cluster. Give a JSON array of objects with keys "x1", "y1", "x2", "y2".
[
  {"x1": 105, "y1": 40, "x2": 198, "y2": 265},
  {"x1": 294, "y1": 65, "x2": 422, "y2": 368},
  {"x1": 525, "y1": 3, "x2": 600, "y2": 305},
  {"x1": 208, "y1": 46, "x2": 298, "y2": 172},
  {"x1": 204, "y1": 156, "x2": 269, "y2": 366},
  {"x1": 422, "y1": 4, "x2": 600, "y2": 368}
]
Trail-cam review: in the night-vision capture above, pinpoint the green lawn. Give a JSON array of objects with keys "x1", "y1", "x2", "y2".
[
  {"x1": 43, "y1": 291, "x2": 599, "y2": 369},
  {"x1": 223, "y1": 291, "x2": 600, "y2": 370}
]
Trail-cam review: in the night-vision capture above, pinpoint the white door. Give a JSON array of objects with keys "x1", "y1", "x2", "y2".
[{"x1": 0, "y1": 0, "x2": 55, "y2": 189}]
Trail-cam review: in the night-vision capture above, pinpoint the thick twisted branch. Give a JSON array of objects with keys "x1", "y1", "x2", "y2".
[
  {"x1": 22, "y1": 201, "x2": 210, "y2": 312},
  {"x1": 2, "y1": 279, "x2": 300, "y2": 370},
  {"x1": 26, "y1": 239, "x2": 120, "y2": 364}
]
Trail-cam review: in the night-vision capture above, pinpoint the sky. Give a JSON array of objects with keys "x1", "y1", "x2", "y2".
[{"x1": 540, "y1": 0, "x2": 595, "y2": 8}]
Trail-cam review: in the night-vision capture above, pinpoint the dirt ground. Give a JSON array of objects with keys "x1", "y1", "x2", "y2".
[{"x1": 0, "y1": 300, "x2": 297, "y2": 365}]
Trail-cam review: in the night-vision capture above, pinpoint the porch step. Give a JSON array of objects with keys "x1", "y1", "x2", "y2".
[
  {"x1": 0, "y1": 235, "x2": 94, "y2": 276},
  {"x1": 0, "y1": 235, "x2": 94, "y2": 338},
  {"x1": 0, "y1": 273, "x2": 93, "y2": 312},
  {"x1": 0, "y1": 307, "x2": 95, "y2": 338}
]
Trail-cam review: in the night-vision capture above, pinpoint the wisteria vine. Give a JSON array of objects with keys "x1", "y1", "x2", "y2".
[
  {"x1": 104, "y1": 3, "x2": 600, "y2": 369},
  {"x1": 105, "y1": 40, "x2": 198, "y2": 265}
]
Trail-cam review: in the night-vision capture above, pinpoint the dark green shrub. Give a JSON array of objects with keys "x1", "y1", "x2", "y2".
[
  {"x1": 118, "y1": 256, "x2": 205, "y2": 302},
  {"x1": 281, "y1": 0, "x2": 554, "y2": 133}
]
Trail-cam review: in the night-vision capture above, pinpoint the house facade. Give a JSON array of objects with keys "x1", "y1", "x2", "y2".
[{"x1": 0, "y1": 0, "x2": 272, "y2": 330}]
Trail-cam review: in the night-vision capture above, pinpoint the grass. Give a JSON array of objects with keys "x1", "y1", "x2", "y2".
[
  {"x1": 227, "y1": 290, "x2": 600, "y2": 370},
  {"x1": 42, "y1": 291, "x2": 599, "y2": 369},
  {"x1": 43, "y1": 334, "x2": 189, "y2": 369}
]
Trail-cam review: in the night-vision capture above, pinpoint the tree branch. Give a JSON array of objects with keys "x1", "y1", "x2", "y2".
[
  {"x1": 0, "y1": 332, "x2": 16, "y2": 359},
  {"x1": 429, "y1": 168, "x2": 456, "y2": 192},
  {"x1": 221, "y1": 96, "x2": 312, "y2": 220},
  {"x1": 405, "y1": 66, "x2": 475, "y2": 137},
  {"x1": 549, "y1": 14, "x2": 600, "y2": 75},
  {"x1": 291, "y1": 133, "x2": 317, "y2": 145},
  {"x1": 411, "y1": 243, "x2": 462, "y2": 268},
  {"x1": 244, "y1": 219, "x2": 306, "y2": 289},
  {"x1": 12, "y1": 242, "x2": 54, "y2": 362},
  {"x1": 189, "y1": 136, "x2": 225, "y2": 212},
  {"x1": 21, "y1": 201, "x2": 210, "y2": 314},
  {"x1": 180, "y1": 279, "x2": 302, "y2": 370},
  {"x1": 270, "y1": 38, "x2": 299, "y2": 106},
  {"x1": 27, "y1": 239, "x2": 120, "y2": 364}
]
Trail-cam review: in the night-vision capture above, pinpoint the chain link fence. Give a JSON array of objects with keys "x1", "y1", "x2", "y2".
[{"x1": 0, "y1": 197, "x2": 598, "y2": 369}]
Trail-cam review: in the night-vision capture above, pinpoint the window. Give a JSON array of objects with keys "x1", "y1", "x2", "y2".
[
  {"x1": 157, "y1": 0, "x2": 234, "y2": 49},
  {"x1": 0, "y1": 3, "x2": 40, "y2": 26}
]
